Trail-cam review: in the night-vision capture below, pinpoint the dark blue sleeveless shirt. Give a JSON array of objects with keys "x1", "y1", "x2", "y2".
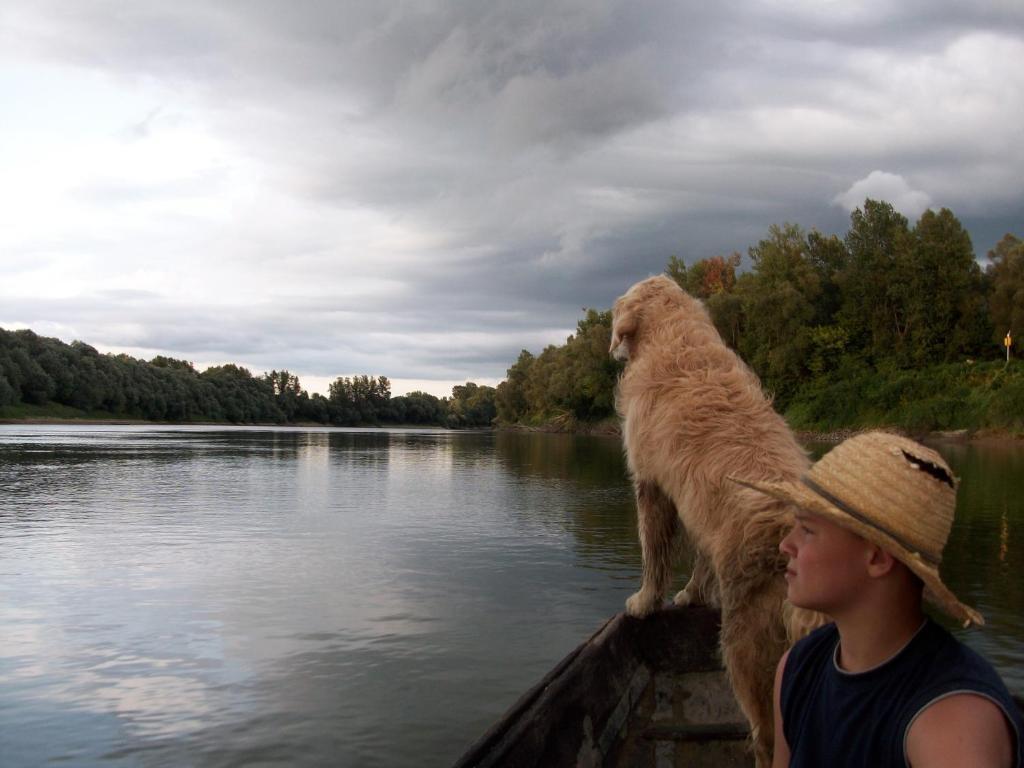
[{"x1": 780, "y1": 619, "x2": 1022, "y2": 768}]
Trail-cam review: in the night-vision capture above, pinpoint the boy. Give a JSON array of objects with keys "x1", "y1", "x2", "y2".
[{"x1": 734, "y1": 431, "x2": 1022, "y2": 767}]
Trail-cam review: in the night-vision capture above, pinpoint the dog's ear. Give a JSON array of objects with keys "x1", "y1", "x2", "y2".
[{"x1": 610, "y1": 305, "x2": 638, "y2": 359}]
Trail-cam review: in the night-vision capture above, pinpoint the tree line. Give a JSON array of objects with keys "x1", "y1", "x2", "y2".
[
  {"x1": 0, "y1": 331, "x2": 496, "y2": 428},
  {"x1": 5, "y1": 198, "x2": 1020, "y2": 433},
  {"x1": 496, "y1": 200, "x2": 1024, "y2": 431}
]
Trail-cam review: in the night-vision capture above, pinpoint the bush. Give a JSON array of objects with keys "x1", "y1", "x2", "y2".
[
  {"x1": 988, "y1": 377, "x2": 1024, "y2": 429},
  {"x1": 783, "y1": 358, "x2": 1024, "y2": 434}
]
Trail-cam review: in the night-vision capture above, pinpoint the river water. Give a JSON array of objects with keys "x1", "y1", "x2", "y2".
[{"x1": 0, "y1": 425, "x2": 1020, "y2": 767}]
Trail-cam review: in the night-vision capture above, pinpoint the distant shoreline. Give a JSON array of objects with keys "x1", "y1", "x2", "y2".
[
  {"x1": 2, "y1": 416, "x2": 1020, "y2": 444},
  {"x1": 0, "y1": 416, "x2": 459, "y2": 430}
]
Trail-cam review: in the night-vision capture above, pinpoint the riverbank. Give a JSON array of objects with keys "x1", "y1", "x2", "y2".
[
  {"x1": 0, "y1": 417, "x2": 461, "y2": 430},
  {"x1": 795, "y1": 427, "x2": 1020, "y2": 445},
  {"x1": 497, "y1": 419, "x2": 1022, "y2": 445},
  {"x1": 498, "y1": 415, "x2": 621, "y2": 437},
  {"x1": 5, "y1": 409, "x2": 1019, "y2": 444},
  {"x1": 0, "y1": 402, "x2": 152, "y2": 424},
  {"x1": 0, "y1": 403, "x2": 457, "y2": 430}
]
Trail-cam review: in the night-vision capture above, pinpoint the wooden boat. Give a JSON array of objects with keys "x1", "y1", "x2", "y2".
[
  {"x1": 454, "y1": 605, "x2": 753, "y2": 768},
  {"x1": 454, "y1": 604, "x2": 1024, "y2": 768}
]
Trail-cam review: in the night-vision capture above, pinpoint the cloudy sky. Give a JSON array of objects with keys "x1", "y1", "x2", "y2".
[{"x1": 2, "y1": 1, "x2": 1022, "y2": 397}]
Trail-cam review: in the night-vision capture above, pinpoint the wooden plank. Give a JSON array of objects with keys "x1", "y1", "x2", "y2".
[{"x1": 643, "y1": 722, "x2": 750, "y2": 742}]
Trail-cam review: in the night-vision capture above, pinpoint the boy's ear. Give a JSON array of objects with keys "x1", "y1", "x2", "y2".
[{"x1": 865, "y1": 545, "x2": 897, "y2": 578}]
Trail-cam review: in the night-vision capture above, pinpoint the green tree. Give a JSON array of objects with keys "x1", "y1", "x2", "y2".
[
  {"x1": 151, "y1": 356, "x2": 197, "y2": 374},
  {"x1": 9, "y1": 345, "x2": 56, "y2": 404},
  {"x1": 805, "y1": 230, "x2": 848, "y2": 325},
  {"x1": 738, "y1": 223, "x2": 821, "y2": 403},
  {"x1": 202, "y1": 364, "x2": 281, "y2": 423},
  {"x1": 986, "y1": 234, "x2": 1024, "y2": 352},
  {"x1": 496, "y1": 350, "x2": 534, "y2": 423},
  {"x1": 838, "y1": 199, "x2": 913, "y2": 362},
  {"x1": 907, "y1": 208, "x2": 990, "y2": 363},
  {"x1": 559, "y1": 309, "x2": 621, "y2": 419},
  {"x1": 524, "y1": 345, "x2": 564, "y2": 419},
  {"x1": 327, "y1": 374, "x2": 392, "y2": 425},
  {"x1": 328, "y1": 376, "x2": 358, "y2": 424},
  {"x1": 392, "y1": 391, "x2": 446, "y2": 424},
  {"x1": 0, "y1": 359, "x2": 16, "y2": 406},
  {"x1": 448, "y1": 382, "x2": 498, "y2": 427},
  {"x1": 264, "y1": 369, "x2": 303, "y2": 420}
]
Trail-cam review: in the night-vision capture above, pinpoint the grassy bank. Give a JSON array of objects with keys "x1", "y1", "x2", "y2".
[
  {"x1": 0, "y1": 402, "x2": 259, "y2": 425},
  {"x1": 783, "y1": 359, "x2": 1024, "y2": 436},
  {"x1": 0, "y1": 402, "x2": 148, "y2": 423}
]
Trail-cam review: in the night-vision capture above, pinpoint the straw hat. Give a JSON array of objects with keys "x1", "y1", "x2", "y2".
[{"x1": 730, "y1": 431, "x2": 983, "y2": 627}]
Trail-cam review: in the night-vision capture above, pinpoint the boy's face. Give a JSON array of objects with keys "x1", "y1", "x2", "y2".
[{"x1": 779, "y1": 510, "x2": 873, "y2": 615}]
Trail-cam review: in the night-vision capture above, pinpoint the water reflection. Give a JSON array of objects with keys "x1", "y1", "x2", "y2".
[
  {"x1": 492, "y1": 430, "x2": 629, "y2": 484},
  {"x1": 0, "y1": 426, "x2": 639, "y2": 766},
  {"x1": 0, "y1": 426, "x2": 1020, "y2": 767}
]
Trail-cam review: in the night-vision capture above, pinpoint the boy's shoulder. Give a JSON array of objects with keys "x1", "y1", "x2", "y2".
[{"x1": 908, "y1": 621, "x2": 1023, "y2": 768}]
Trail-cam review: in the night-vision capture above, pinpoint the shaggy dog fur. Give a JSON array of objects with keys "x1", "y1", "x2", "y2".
[{"x1": 611, "y1": 275, "x2": 823, "y2": 767}]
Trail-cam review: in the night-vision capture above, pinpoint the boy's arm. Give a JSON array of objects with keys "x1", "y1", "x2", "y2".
[
  {"x1": 772, "y1": 649, "x2": 791, "y2": 768},
  {"x1": 905, "y1": 693, "x2": 1014, "y2": 768}
]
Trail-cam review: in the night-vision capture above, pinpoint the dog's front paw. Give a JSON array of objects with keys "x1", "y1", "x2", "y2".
[
  {"x1": 672, "y1": 588, "x2": 695, "y2": 607},
  {"x1": 625, "y1": 591, "x2": 658, "y2": 618}
]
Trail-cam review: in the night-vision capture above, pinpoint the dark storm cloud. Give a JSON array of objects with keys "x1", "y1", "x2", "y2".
[{"x1": 2, "y1": 1, "x2": 1022, "y2": 387}]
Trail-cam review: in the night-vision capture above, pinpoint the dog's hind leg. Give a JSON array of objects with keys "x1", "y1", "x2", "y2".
[
  {"x1": 673, "y1": 550, "x2": 719, "y2": 608},
  {"x1": 625, "y1": 479, "x2": 680, "y2": 618},
  {"x1": 719, "y1": 578, "x2": 789, "y2": 768}
]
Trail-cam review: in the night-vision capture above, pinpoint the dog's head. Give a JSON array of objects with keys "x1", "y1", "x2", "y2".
[{"x1": 610, "y1": 275, "x2": 689, "y2": 362}]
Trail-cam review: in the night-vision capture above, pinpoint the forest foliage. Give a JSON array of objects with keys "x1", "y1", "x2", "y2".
[
  {"x1": 0, "y1": 333, "x2": 495, "y2": 428},
  {"x1": 495, "y1": 200, "x2": 1024, "y2": 432}
]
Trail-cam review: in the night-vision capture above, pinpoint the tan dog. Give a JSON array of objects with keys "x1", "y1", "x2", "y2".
[{"x1": 611, "y1": 275, "x2": 823, "y2": 767}]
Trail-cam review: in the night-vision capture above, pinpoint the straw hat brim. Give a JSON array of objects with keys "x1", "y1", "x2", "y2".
[{"x1": 729, "y1": 476, "x2": 983, "y2": 628}]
